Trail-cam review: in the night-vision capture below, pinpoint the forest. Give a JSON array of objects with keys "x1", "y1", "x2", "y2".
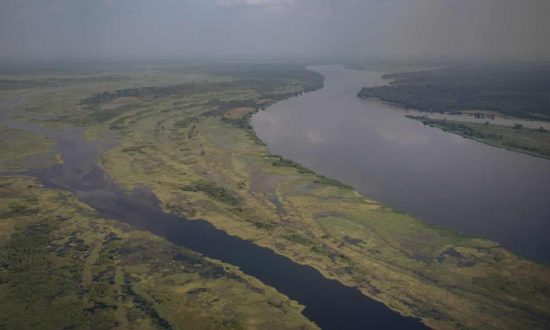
[{"x1": 358, "y1": 65, "x2": 550, "y2": 119}]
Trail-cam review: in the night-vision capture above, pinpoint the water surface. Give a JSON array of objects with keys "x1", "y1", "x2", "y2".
[
  {"x1": 0, "y1": 92, "x2": 425, "y2": 329},
  {"x1": 252, "y1": 65, "x2": 550, "y2": 263}
]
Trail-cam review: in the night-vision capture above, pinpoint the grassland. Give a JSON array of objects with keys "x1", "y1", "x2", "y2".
[
  {"x1": 0, "y1": 176, "x2": 317, "y2": 330},
  {"x1": 409, "y1": 116, "x2": 550, "y2": 159},
  {"x1": 2, "y1": 63, "x2": 550, "y2": 329},
  {"x1": 0, "y1": 124, "x2": 59, "y2": 172},
  {"x1": 78, "y1": 68, "x2": 550, "y2": 329}
]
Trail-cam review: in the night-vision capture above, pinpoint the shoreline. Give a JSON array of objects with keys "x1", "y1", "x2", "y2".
[{"x1": 2, "y1": 64, "x2": 549, "y2": 329}]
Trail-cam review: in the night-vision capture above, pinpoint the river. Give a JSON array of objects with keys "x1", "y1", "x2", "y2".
[
  {"x1": 0, "y1": 89, "x2": 425, "y2": 327},
  {"x1": 252, "y1": 65, "x2": 550, "y2": 263}
]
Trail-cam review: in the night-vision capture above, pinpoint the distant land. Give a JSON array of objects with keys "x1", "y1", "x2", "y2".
[{"x1": 358, "y1": 65, "x2": 550, "y2": 158}]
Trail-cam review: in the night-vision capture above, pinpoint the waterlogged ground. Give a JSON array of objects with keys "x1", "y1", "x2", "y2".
[
  {"x1": 0, "y1": 63, "x2": 549, "y2": 329},
  {"x1": 96, "y1": 67, "x2": 549, "y2": 328},
  {"x1": 0, "y1": 65, "x2": 323, "y2": 330},
  {"x1": 0, "y1": 177, "x2": 316, "y2": 330}
]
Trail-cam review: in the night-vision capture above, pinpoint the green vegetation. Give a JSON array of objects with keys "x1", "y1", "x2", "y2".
[
  {"x1": 85, "y1": 67, "x2": 549, "y2": 329},
  {"x1": 358, "y1": 65, "x2": 550, "y2": 158},
  {"x1": 270, "y1": 155, "x2": 314, "y2": 174},
  {"x1": 358, "y1": 65, "x2": 550, "y2": 119},
  {"x1": 2, "y1": 63, "x2": 550, "y2": 329},
  {"x1": 0, "y1": 124, "x2": 59, "y2": 172},
  {"x1": 182, "y1": 181, "x2": 242, "y2": 206},
  {"x1": 0, "y1": 176, "x2": 317, "y2": 330},
  {"x1": 410, "y1": 116, "x2": 550, "y2": 158}
]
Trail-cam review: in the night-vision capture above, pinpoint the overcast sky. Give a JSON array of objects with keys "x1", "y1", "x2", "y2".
[{"x1": 1, "y1": 0, "x2": 549, "y2": 62}]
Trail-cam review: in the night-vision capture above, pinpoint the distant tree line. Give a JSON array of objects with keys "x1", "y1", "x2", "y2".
[
  {"x1": 358, "y1": 66, "x2": 550, "y2": 119},
  {"x1": 81, "y1": 65, "x2": 323, "y2": 107}
]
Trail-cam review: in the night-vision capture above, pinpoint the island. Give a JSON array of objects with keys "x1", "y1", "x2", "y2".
[{"x1": 357, "y1": 65, "x2": 550, "y2": 159}]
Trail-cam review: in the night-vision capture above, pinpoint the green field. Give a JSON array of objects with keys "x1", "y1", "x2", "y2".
[{"x1": 1, "y1": 63, "x2": 549, "y2": 329}]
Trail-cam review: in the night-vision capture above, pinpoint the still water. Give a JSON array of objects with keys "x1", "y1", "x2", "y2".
[{"x1": 252, "y1": 65, "x2": 550, "y2": 263}]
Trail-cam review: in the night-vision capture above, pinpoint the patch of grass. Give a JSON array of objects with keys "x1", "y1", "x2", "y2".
[
  {"x1": 0, "y1": 176, "x2": 318, "y2": 330},
  {"x1": 182, "y1": 181, "x2": 241, "y2": 206},
  {"x1": 282, "y1": 233, "x2": 314, "y2": 246},
  {"x1": 269, "y1": 155, "x2": 314, "y2": 174},
  {"x1": 0, "y1": 124, "x2": 59, "y2": 172}
]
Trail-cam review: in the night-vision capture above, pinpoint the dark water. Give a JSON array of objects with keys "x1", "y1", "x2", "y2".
[
  {"x1": 0, "y1": 96, "x2": 425, "y2": 329},
  {"x1": 252, "y1": 65, "x2": 550, "y2": 263}
]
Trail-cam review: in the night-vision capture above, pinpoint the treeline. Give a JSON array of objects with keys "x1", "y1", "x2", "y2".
[
  {"x1": 0, "y1": 75, "x2": 127, "y2": 91},
  {"x1": 81, "y1": 64, "x2": 323, "y2": 106},
  {"x1": 358, "y1": 66, "x2": 550, "y2": 119},
  {"x1": 203, "y1": 99, "x2": 259, "y2": 118},
  {"x1": 201, "y1": 63, "x2": 324, "y2": 88},
  {"x1": 81, "y1": 82, "x2": 231, "y2": 105}
]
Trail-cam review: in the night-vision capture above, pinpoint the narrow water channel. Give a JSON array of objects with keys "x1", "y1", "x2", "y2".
[
  {"x1": 0, "y1": 95, "x2": 426, "y2": 328},
  {"x1": 252, "y1": 65, "x2": 550, "y2": 263}
]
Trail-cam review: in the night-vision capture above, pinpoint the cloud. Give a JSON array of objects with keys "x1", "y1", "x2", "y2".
[
  {"x1": 1, "y1": 0, "x2": 548, "y2": 61},
  {"x1": 216, "y1": 0, "x2": 296, "y2": 8}
]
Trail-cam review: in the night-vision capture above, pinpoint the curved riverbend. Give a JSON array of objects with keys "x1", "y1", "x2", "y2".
[
  {"x1": 0, "y1": 96, "x2": 426, "y2": 329},
  {"x1": 252, "y1": 65, "x2": 550, "y2": 263}
]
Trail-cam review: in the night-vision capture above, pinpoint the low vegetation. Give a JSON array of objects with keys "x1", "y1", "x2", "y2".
[
  {"x1": 2, "y1": 63, "x2": 549, "y2": 329},
  {"x1": 0, "y1": 176, "x2": 317, "y2": 330},
  {"x1": 182, "y1": 181, "x2": 242, "y2": 206},
  {"x1": 88, "y1": 67, "x2": 549, "y2": 329},
  {"x1": 409, "y1": 116, "x2": 550, "y2": 158},
  {"x1": 0, "y1": 124, "x2": 58, "y2": 172}
]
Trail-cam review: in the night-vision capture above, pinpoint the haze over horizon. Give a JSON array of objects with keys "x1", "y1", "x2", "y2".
[{"x1": 1, "y1": 0, "x2": 549, "y2": 62}]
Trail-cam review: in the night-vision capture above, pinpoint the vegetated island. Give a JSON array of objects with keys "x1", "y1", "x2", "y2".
[
  {"x1": 0, "y1": 63, "x2": 549, "y2": 330},
  {"x1": 357, "y1": 65, "x2": 550, "y2": 158},
  {"x1": 408, "y1": 116, "x2": 550, "y2": 159},
  {"x1": 0, "y1": 176, "x2": 317, "y2": 330}
]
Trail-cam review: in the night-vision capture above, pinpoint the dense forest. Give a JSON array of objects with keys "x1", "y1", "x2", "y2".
[{"x1": 358, "y1": 65, "x2": 550, "y2": 119}]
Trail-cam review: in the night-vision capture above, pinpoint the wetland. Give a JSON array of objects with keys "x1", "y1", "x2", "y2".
[{"x1": 1, "y1": 63, "x2": 549, "y2": 330}]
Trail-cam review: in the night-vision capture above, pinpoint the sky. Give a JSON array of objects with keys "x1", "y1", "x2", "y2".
[{"x1": 1, "y1": 0, "x2": 549, "y2": 62}]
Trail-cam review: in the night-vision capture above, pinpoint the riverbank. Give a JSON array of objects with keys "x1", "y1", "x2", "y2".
[
  {"x1": 0, "y1": 70, "x2": 428, "y2": 329},
  {"x1": 94, "y1": 66, "x2": 550, "y2": 329},
  {"x1": 0, "y1": 176, "x2": 317, "y2": 329},
  {"x1": 1, "y1": 63, "x2": 550, "y2": 329},
  {"x1": 408, "y1": 115, "x2": 550, "y2": 159},
  {"x1": 357, "y1": 65, "x2": 550, "y2": 159}
]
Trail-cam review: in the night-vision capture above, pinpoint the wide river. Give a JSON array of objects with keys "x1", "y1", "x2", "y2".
[
  {"x1": 0, "y1": 89, "x2": 425, "y2": 328},
  {"x1": 252, "y1": 65, "x2": 550, "y2": 263}
]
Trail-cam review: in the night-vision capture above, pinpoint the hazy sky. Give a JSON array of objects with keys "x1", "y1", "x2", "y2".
[{"x1": 1, "y1": 0, "x2": 549, "y2": 61}]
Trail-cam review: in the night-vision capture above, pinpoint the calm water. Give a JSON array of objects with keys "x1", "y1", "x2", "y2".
[
  {"x1": 252, "y1": 65, "x2": 550, "y2": 263},
  {"x1": 0, "y1": 95, "x2": 425, "y2": 329}
]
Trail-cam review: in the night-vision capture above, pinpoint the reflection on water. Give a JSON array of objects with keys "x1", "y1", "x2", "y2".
[
  {"x1": 0, "y1": 90, "x2": 426, "y2": 330},
  {"x1": 252, "y1": 65, "x2": 550, "y2": 263}
]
